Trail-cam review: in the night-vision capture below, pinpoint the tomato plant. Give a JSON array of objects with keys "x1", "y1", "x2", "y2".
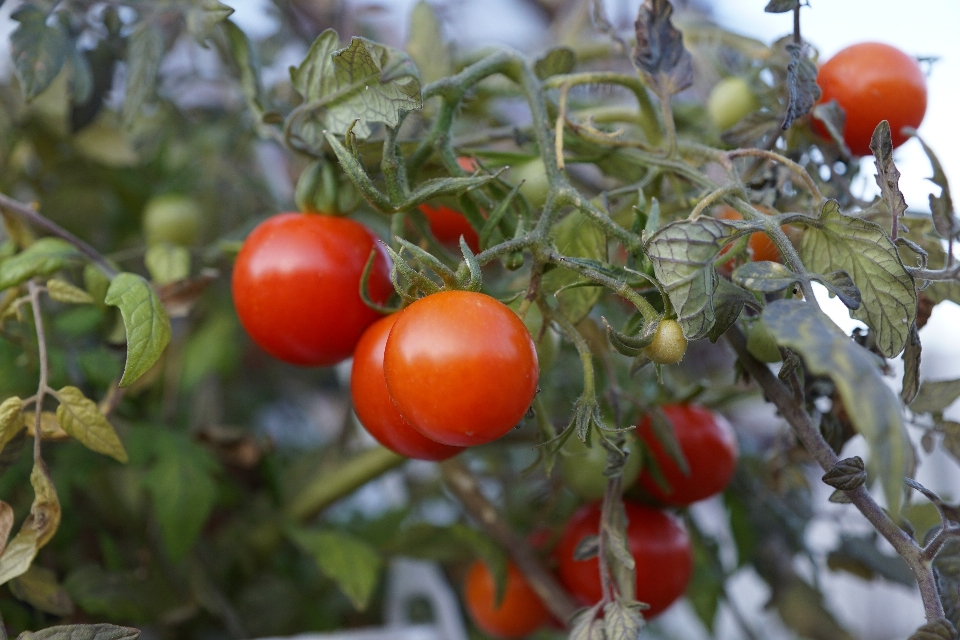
[
  {"x1": 232, "y1": 213, "x2": 393, "y2": 366},
  {"x1": 417, "y1": 203, "x2": 481, "y2": 253},
  {"x1": 559, "y1": 432, "x2": 642, "y2": 500},
  {"x1": 636, "y1": 404, "x2": 739, "y2": 506},
  {"x1": 716, "y1": 205, "x2": 782, "y2": 265},
  {"x1": 555, "y1": 501, "x2": 693, "y2": 618},
  {"x1": 351, "y1": 314, "x2": 463, "y2": 460},
  {"x1": 463, "y1": 560, "x2": 550, "y2": 638},
  {"x1": 814, "y1": 42, "x2": 927, "y2": 155},
  {"x1": 383, "y1": 291, "x2": 539, "y2": 447},
  {"x1": 707, "y1": 76, "x2": 759, "y2": 131}
]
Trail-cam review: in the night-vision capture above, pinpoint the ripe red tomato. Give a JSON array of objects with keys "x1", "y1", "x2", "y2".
[
  {"x1": 383, "y1": 290, "x2": 538, "y2": 447},
  {"x1": 351, "y1": 315, "x2": 464, "y2": 460},
  {"x1": 815, "y1": 42, "x2": 927, "y2": 156},
  {"x1": 555, "y1": 501, "x2": 692, "y2": 618},
  {"x1": 463, "y1": 560, "x2": 549, "y2": 639},
  {"x1": 232, "y1": 213, "x2": 393, "y2": 366},
  {"x1": 716, "y1": 205, "x2": 781, "y2": 267},
  {"x1": 636, "y1": 404, "x2": 738, "y2": 506},
  {"x1": 417, "y1": 203, "x2": 480, "y2": 253}
]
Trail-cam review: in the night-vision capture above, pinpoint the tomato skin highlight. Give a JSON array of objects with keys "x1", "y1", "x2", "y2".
[
  {"x1": 636, "y1": 404, "x2": 739, "y2": 506},
  {"x1": 463, "y1": 560, "x2": 550, "y2": 639},
  {"x1": 417, "y1": 203, "x2": 480, "y2": 253},
  {"x1": 815, "y1": 42, "x2": 927, "y2": 156},
  {"x1": 351, "y1": 315, "x2": 463, "y2": 460},
  {"x1": 383, "y1": 291, "x2": 539, "y2": 447},
  {"x1": 555, "y1": 501, "x2": 693, "y2": 618},
  {"x1": 232, "y1": 213, "x2": 393, "y2": 366}
]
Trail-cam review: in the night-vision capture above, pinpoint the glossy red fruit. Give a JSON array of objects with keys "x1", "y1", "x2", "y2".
[
  {"x1": 417, "y1": 203, "x2": 480, "y2": 253},
  {"x1": 383, "y1": 291, "x2": 538, "y2": 447},
  {"x1": 815, "y1": 42, "x2": 927, "y2": 156},
  {"x1": 716, "y1": 205, "x2": 781, "y2": 266},
  {"x1": 637, "y1": 404, "x2": 738, "y2": 506},
  {"x1": 464, "y1": 560, "x2": 550, "y2": 639},
  {"x1": 232, "y1": 213, "x2": 392, "y2": 366},
  {"x1": 555, "y1": 501, "x2": 692, "y2": 618},
  {"x1": 351, "y1": 315, "x2": 463, "y2": 460}
]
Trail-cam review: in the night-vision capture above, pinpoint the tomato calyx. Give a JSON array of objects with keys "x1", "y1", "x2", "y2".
[{"x1": 294, "y1": 158, "x2": 361, "y2": 216}]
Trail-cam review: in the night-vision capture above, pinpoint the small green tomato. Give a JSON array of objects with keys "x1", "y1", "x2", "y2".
[
  {"x1": 559, "y1": 433, "x2": 643, "y2": 500},
  {"x1": 143, "y1": 195, "x2": 201, "y2": 246},
  {"x1": 643, "y1": 319, "x2": 687, "y2": 365},
  {"x1": 509, "y1": 159, "x2": 550, "y2": 209},
  {"x1": 707, "y1": 77, "x2": 759, "y2": 131}
]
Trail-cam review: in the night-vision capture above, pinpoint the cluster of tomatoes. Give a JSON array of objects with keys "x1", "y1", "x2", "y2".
[{"x1": 465, "y1": 405, "x2": 738, "y2": 638}]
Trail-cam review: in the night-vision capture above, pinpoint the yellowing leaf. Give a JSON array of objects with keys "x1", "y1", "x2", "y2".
[
  {"x1": 0, "y1": 501, "x2": 13, "y2": 556},
  {"x1": 24, "y1": 411, "x2": 70, "y2": 441},
  {"x1": 0, "y1": 397, "x2": 24, "y2": 451},
  {"x1": 0, "y1": 461, "x2": 61, "y2": 586},
  {"x1": 46, "y1": 279, "x2": 94, "y2": 304},
  {"x1": 55, "y1": 386, "x2": 128, "y2": 463}
]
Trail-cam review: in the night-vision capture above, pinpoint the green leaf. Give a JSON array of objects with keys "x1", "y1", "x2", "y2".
[
  {"x1": 46, "y1": 279, "x2": 94, "y2": 305},
  {"x1": 291, "y1": 30, "x2": 422, "y2": 141},
  {"x1": 780, "y1": 42, "x2": 820, "y2": 130},
  {"x1": 645, "y1": 217, "x2": 739, "y2": 339},
  {"x1": 0, "y1": 397, "x2": 24, "y2": 453},
  {"x1": 83, "y1": 264, "x2": 110, "y2": 305},
  {"x1": 911, "y1": 379, "x2": 960, "y2": 415},
  {"x1": 54, "y1": 386, "x2": 127, "y2": 463},
  {"x1": 104, "y1": 273, "x2": 171, "y2": 387},
  {"x1": 219, "y1": 20, "x2": 263, "y2": 118},
  {"x1": 10, "y1": 4, "x2": 69, "y2": 100},
  {"x1": 708, "y1": 278, "x2": 758, "y2": 342},
  {"x1": 184, "y1": 0, "x2": 234, "y2": 42},
  {"x1": 761, "y1": 299, "x2": 912, "y2": 517},
  {"x1": 534, "y1": 46, "x2": 576, "y2": 80},
  {"x1": 902, "y1": 324, "x2": 921, "y2": 404},
  {"x1": 912, "y1": 133, "x2": 957, "y2": 241},
  {"x1": 122, "y1": 25, "x2": 165, "y2": 127},
  {"x1": 405, "y1": 1, "x2": 451, "y2": 86},
  {"x1": 732, "y1": 261, "x2": 800, "y2": 293},
  {"x1": 17, "y1": 624, "x2": 141, "y2": 640},
  {"x1": 797, "y1": 200, "x2": 917, "y2": 357},
  {"x1": 9, "y1": 565, "x2": 73, "y2": 616},
  {"x1": 144, "y1": 244, "x2": 190, "y2": 285},
  {"x1": 542, "y1": 211, "x2": 606, "y2": 323},
  {"x1": 288, "y1": 527, "x2": 383, "y2": 611},
  {"x1": 0, "y1": 238, "x2": 79, "y2": 291},
  {"x1": 143, "y1": 432, "x2": 218, "y2": 561},
  {"x1": 0, "y1": 462, "x2": 61, "y2": 586}
]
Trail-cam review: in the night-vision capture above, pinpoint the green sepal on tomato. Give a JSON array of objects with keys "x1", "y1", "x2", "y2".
[
  {"x1": 383, "y1": 290, "x2": 539, "y2": 447},
  {"x1": 555, "y1": 500, "x2": 693, "y2": 618},
  {"x1": 636, "y1": 404, "x2": 738, "y2": 506},
  {"x1": 351, "y1": 314, "x2": 463, "y2": 460},
  {"x1": 231, "y1": 213, "x2": 393, "y2": 366}
]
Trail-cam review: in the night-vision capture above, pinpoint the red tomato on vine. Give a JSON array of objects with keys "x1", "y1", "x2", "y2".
[
  {"x1": 417, "y1": 203, "x2": 480, "y2": 253},
  {"x1": 463, "y1": 560, "x2": 549, "y2": 638},
  {"x1": 716, "y1": 205, "x2": 782, "y2": 269},
  {"x1": 232, "y1": 213, "x2": 392, "y2": 366},
  {"x1": 351, "y1": 314, "x2": 463, "y2": 460},
  {"x1": 383, "y1": 290, "x2": 539, "y2": 447}
]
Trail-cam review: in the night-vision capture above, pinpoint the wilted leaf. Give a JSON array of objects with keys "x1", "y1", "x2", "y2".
[
  {"x1": 24, "y1": 411, "x2": 69, "y2": 441},
  {"x1": 907, "y1": 132, "x2": 958, "y2": 241},
  {"x1": 55, "y1": 386, "x2": 127, "y2": 462},
  {"x1": 721, "y1": 110, "x2": 782, "y2": 147},
  {"x1": 732, "y1": 261, "x2": 800, "y2": 293},
  {"x1": 291, "y1": 30, "x2": 422, "y2": 142},
  {"x1": 708, "y1": 278, "x2": 757, "y2": 342},
  {"x1": 817, "y1": 270, "x2": 862, "y2": 310},
  {"x1": 902, "y1": 324, "x2": 921, "y2": 404},
  {"x1": 940, "y1": 422, "x2": 960, "y2": 466},
  {"x1": 122, "y1": 24, "x2": 165, "y2": 127},
  {"x1": 10, "y1": 565, "x2": 73, "y2": 616},
  {"x1": 46, "y1": 279, "x2": 94, "y2": 304},
  {"x1": 143, "y1": 432, "x2": 218, "y2": 561},
  {"x1": 912, "y1": 379, "x2": 960, "y2": 415},
  {"x1": 534, "y1": 46, "x2": 576, "y2": 80},
  {"x1": 184, "y1": 0, "x2": 234, "y2": 42},
  {"x1": 909, "y1": 619, "x2": 958, "y2": 640},
  {"x1": 765, "y1": 0, "x2": 800, "y2": 12},
  {"x1": 569, "y1": 604, "x2": 605, "y2": 640},
  {"x1": 812, "y1": 100, "x2": 849, "y2": 155},
  {"x1": 11, "y1": 5, "x2": 69, "y2": 100},
  {"x1": 0, "y1": 397, "x2": 24, "y2": 452},
  {"x1": 17, "y1": 624, "x2": 141, "y2": 640},
  {"x1": 405, "y1": 1, "x2": 451, "y2": 86},
  {"x1": 781, "y1": 43, "x2": 820, "y2": 130},
  {"x1": 798, "y1": 200, "x2": 916, "y2": 357},
  {"x1": 645, "y1": 217, "x2": 739, "y2": 339},
  {"x1": 542, "y1": 212, "x2": 605, "y2": 323},
  {"x1": 0, "y1": 238, "x2": 79, "y2": 291},
  {"x1": 870, "y1": 121, "x2": 908, "y2": 240},
  {"x1": 288, "y1": 527, "x2": 383, "y2": 611},
  {"x1": 761, "y1": 300, "x2": 912, "y2": 517},
  {"x1": 105, "y1": 273, "x2": 171, "y2": 387},
  {"x1": 144, "y1": 244, "x2": 190, "y2": 286},
  {"x1": 0, "y1": 461, "x2": 61, "y2": 586},
  {"x1": 632, "y1": 0, "x2": 693, "y2": 96},
  {"x1": 573, "y1": 534, "x2": 599, "y2": 561},
  {"x1": 821, "y1": 456, "x2": 866, "y2": 491},
  {"x1": 0, "y1": 501, "x2": 13, "y2": 556}
]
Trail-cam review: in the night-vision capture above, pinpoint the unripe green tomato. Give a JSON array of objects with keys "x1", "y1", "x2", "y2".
[
  {"x1": 747, "y1": 320, "x2": 781, "y2": 363},
  {"x1": 707, "y1": 77, "x2": 759, "y2": 131},
  {"x1": 560, "y1": 434, "x2": 642, "y2": 500},
  {"x1": 509, "y1": 159, "x2": 550, "y2": 209},
  {"x1": 143, "y1": 195, "x2": 201, "y2": 246},
  {"x1": 643, "y1": 319, "x2": 687, "y2": 365}
]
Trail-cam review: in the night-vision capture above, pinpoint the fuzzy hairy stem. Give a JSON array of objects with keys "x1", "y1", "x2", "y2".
[
  {"x1": 27, "y1": 280, "x2": 47, "y2": 464},
  {"x1": 725, "y1": 326, "x2": 944, "y2": 622}
]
